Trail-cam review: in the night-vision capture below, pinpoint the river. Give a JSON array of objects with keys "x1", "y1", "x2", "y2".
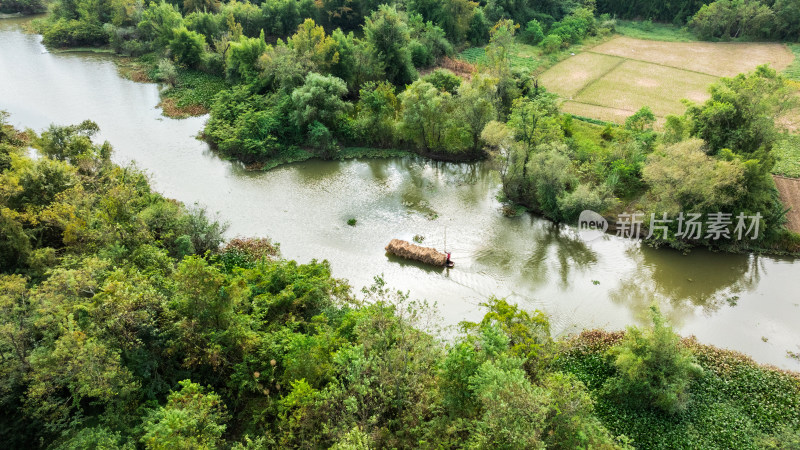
[{"x1": 1, "y1": 18, "x2": 798, "y2": 370}]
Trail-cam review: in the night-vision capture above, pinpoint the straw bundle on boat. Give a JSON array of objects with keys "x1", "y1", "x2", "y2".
[{"x1": 385, "y1": 239, "x2": 448, "y2": 266}]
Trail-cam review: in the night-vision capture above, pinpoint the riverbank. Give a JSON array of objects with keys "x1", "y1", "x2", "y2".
[
  {"x1": 556, "y1": 329, "x2": 800, "y2": 448},
  {"x1": 238, "y1": 146, "x2": 414, "y2": 171}
]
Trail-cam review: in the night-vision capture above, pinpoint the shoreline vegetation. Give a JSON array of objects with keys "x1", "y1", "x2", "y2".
[
  {"x1": 15, "y1": 0, "x2": 800, "y2": 256},
  {"x1": 20, "y1": 9, "x2": 800, "y2": 256},
  {"x1": 1, "y1": 115, "x2": 798, "y2": 448}
]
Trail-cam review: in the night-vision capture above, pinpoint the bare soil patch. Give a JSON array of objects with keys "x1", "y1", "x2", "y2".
[{"x1": 774, "y1": 175, "x2": 800, "y2": 233}]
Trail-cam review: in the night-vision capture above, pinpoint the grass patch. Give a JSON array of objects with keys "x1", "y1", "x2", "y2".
[
  {"x1": 50, "y1": 46, "x2": 114, "y2": 54},
  {"x1": 569, "y1": 114, "x2": 617, "y2": 127},
  {"x1": 157, "y1": 97, "x2": 209, "y2": 118},
  {"x1": 336, "y1": 147, "x2": 412, "y2": 159},
  {"x1": 615, "y1": 20, "x2": 697, "y2": 42},
  {"x1": 774, "y1": 136, "x2": 800, "y2": 178},
  {"x1": 458, "y1": 47, "x2": 485, "y2": 65},
  {"x1": 456, "y1": 33, "x2": 612, "y2": 76},
  {"x1": 160, "y1": 69, "x2": 228, "y2": 117},
  {"x1": 555, "y1": 330, "x2": 800, "y2": 449},
  {"x1": 783, "y1": 44, "x2": 800, "y2": 81},
  {"x1": 114, "y1": 56, "x2": 153, "y2": 83}
]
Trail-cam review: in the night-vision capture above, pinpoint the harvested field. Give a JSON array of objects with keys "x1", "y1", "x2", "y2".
[
  {"x1": 590, "y1": 36, "x2": 794, "y2": 77},
  {"x1": 539, "y1": 53, "x2": 623, "y2": 98},
  {"x1": 539, "y1": 36, "x2": 797, "y2": 124},
  {"x1": 774, "y1": 175, "x2": 800, "y2": 234},
  {"x1": 574, "y1": 60, "x2": 716, "y2": 117}
]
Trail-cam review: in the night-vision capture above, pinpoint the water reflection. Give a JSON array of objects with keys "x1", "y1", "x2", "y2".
[
  {"x1": 610, "y1": 245, "x2": 762, "y2": 326},
  {"x1": 475, "y1": 218, "x2": 597, "y2": 290}
]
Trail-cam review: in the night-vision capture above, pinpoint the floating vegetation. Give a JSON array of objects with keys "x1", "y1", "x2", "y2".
[{"x1": 385, "y1": 239, "x2": 448, "y2": 266}]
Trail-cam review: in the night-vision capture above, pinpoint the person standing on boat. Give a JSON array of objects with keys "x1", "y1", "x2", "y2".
[{"x1": 446, "y1": 252, "x2": 451, "y2": 265}]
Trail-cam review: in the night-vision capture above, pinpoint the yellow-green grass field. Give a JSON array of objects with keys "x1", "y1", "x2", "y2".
[
  {"x1": 541, "y1": 36, "x2": 796, "y2": 125},
  {"x1": 538, "y1": 52, "x2": 623, "y2": 98},
  {"x1": 591, "y1": 36, "x2": 794, "y2": 77},
  {"x1": 575, "y1": 60, "x2": 717, "y2": 116}
]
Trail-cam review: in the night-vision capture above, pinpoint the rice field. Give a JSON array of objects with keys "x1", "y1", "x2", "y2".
[
  {"x1": 538, "y1": 53, "x2": 623, "y2": 98},
  {"x1": 576, "y1": 60, "x2": 717, "y2": 117},
  {"x1": 540, "y1": 36, "x2": 796, "y2": 124},
  {"x1": 591, "y1": 36, "x2": 794, "y2": 77}
]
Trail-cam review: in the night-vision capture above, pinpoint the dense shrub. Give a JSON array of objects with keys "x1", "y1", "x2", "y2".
[
  {"x1": 541, "y1": 33, "x2": 563, "y2": 53},
  {"x1": 422, "y1": 69, "x2": 462, "y2": 94},
  {"x1": 604, "y1": 306, "x2": 704, "y2": 414},
  {"x1": 42, "y1": 19, "x2": 110, "y2": 48},
  {"x1": 168, "y1": 26, "x2": 206, "y2": 68},
  {"x1": 521, "y1": 19, "x2": 545, "y2": 44},
  {"x1": 0, "y1": 0, "x2": 47, "y2": 14},
  {"x1": 596, "y1": 0, "x2": 708, "y2": 24}
]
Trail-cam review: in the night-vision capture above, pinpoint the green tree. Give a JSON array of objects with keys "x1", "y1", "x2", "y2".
[
  {"x1": 356, "y1": 81, "x2": 399, "y2": 147},
  {"x1": 169, "y1": 26, "x2": 207, "y2": 68},
  {"x1": 183, "y1": 0, "x2": 219, "y2": 14},
  {"x1": 138, "y1": 1, "x2": 184, "y2": 48},
  {"x1": 291, "y1": 73, "x2": 349, "y2": 130},
  {"x1": 521, "y1": 19, "x2": 544, "y2": 44},
  {"x1": 141, "y1": 380, "x2": 229, "y2": 450},
  {"x1": 36, "y1": 120, "x2": 104, "y2": 165},
  {"x1": 437, "y1": 0, "x2": 477, "y2": 43},
  {"x1": 605, "y1": 305, "x2": 703, "y2": 414},
  {"x1": 686, "y1": 66, "x2": 793, "y2": 155},
  {"x1": 398, "y1": 80, "x2": 453, "y2": 152},
  {"x1": 541, "y1": 34, "x2": 563, "y2": 53},
  {"x1": 288, "y1": 19, "x2": 340, "y2": 73},
  {"x1": 466, "y1": 7, "x2": 490, "y2": 45},
  {"x1": 642, "y1": 139, "x2": 744, "y2": 214},
  {"x1": 624, "y1": 106, "x2": 656, "y2": 133},
  {"x1": 455, "y1": 74, "x2": 498, "y2": 151},
  {"x1": 26, "y1": 323, "x2": 137, "y2": 431},
  {"x1": 363, "y1": 5, "x2": 417, "y2": 86},
  {"x1": 226, "y1": 31, "x2": 267, "y2": 82}
]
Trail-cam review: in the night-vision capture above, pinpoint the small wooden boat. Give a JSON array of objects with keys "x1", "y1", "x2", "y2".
[{"x1": 385, "y1": 239, "x2": 453, "y2": 267}]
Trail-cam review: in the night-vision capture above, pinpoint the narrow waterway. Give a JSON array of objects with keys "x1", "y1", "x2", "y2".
[{"x1": 1, "y1": 18, "x2": 798, "y2": 369}]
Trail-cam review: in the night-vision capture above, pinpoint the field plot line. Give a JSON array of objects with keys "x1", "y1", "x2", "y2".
[
  {"x1": 563, "y1": 99, "x2": 639, "y2": 115},
  {"x1": 583, "y1": 50, "x2": 722, "y2": 78},
  {"x1": 570, "y1": 56, "x2": 628, "y2": 100}
]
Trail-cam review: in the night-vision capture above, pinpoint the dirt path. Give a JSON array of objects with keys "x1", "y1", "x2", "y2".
[{"x1": 774, "y1": 175, "x2": 800, "y2": 233}]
